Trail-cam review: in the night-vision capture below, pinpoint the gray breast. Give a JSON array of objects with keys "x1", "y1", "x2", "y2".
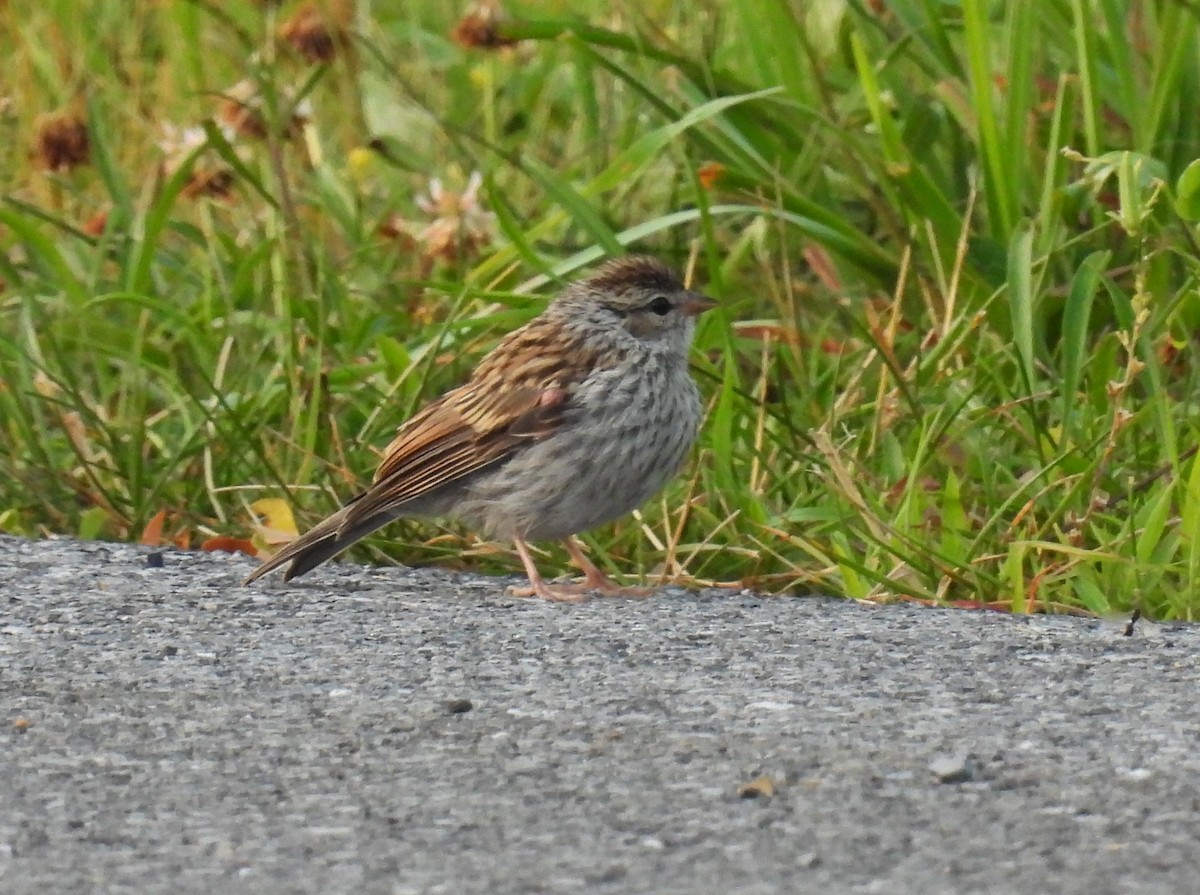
[{"x1": 457, "y1": 355, "x2": 702, "y2": 542}]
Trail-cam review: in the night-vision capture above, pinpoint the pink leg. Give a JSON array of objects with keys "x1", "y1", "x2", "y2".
[
  {"x1": 562, "y1": 538, "x2": 655, "y2": 598},
  {"x1": 507, "y1": 537, "x2": 585, "y2": 603},
  {"x1": 562, "y1": 538, "x2": 620, "y2": 591}
]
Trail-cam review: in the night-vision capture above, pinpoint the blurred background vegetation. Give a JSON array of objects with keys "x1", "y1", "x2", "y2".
[{"x1": 3, "y1": 0, "x2": 1200, "y2": 617}]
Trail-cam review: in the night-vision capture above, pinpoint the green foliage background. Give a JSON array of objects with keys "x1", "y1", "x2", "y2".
[{"x1": 4, "y1": 0, "x2": 1200, "y2": 617}]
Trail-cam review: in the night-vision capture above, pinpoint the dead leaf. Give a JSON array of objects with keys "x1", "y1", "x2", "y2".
[
  {"x1": 738, "y1": 774, "x2": 777, "y2": 799},
  {"x1": 803, "y1": 244, "x2": 842, "y2": 291},
  {"x1": 201, "y1": 536, "x2": 258, "y2": 556},
  {"x1": 61, "y1": 410, "x2": 96, "y2": 462},
  {"x1": 697, "y1": 161, "x2": 725, "y2": 190},
  {"x1": 249, "y1": 498, "x2": 299, "y2": 541},
  {"x1": 81, "y1": 209, "x2": 109, "y2": 237},
  {"x1": 140, "y1": 509, "x2": 167, "y2": 546}
]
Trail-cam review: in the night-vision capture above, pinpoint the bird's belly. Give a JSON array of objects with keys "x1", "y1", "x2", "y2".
[{"x1": 459, "y1": 372, "x2": 700, "y2": 542}]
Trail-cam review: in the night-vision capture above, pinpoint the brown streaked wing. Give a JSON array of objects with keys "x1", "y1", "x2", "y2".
[{"x1": 337, "y1": 321, "x2": 610, "y2": 533}]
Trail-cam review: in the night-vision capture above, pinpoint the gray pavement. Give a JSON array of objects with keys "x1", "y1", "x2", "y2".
[{"x1": 2, "y1": 533, "x2": 1198, "y2": 894}]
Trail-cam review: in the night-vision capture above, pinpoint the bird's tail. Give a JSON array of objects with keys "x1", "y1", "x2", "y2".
[{"x1": 242, "y1": 501, "x2": 395, "y2": 585}]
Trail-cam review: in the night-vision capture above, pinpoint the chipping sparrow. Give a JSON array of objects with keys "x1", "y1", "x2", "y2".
[{"x1": 243, "y1": 255, "x2": 717, "y2": 601}]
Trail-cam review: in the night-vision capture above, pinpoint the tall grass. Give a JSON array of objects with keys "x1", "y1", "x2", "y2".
[{"x1": 2, "y1": 0, "x2": 1200, "y2": 617}]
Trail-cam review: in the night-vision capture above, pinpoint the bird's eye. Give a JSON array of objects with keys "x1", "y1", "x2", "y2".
[{"x1": 646, "y1": 295, "x2": 673, "y2": 316}]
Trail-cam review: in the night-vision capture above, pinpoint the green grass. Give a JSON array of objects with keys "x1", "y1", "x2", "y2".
[{"x1": 3, "y1": 0, "x2": 1200, "y2": 618}]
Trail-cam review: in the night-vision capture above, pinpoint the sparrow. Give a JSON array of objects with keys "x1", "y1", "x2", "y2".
[{"x1": 244, "y1": 255, "x2": 717, "y2": 601}]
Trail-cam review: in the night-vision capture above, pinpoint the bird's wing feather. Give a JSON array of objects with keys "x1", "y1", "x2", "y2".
[{"x1": 338, "y1": 322, "x2": 608, "y2": 533}]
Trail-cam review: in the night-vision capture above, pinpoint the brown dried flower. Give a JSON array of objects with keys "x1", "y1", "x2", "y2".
[
  {"x1": 158, "y1": 124, "x2": 238, "y2": 200},
  {"x1": 181, "y1": 169, "x2": 236, "y2": 200},
  {"x1": 35, "y1": 112, "x2": 90, "y2": 171},
  {"x1": 280, "y1": 1, "x2": 349, "y2": 65},
  {"x1": 452, "y1": 0, "x2": 517, "y2": 49},
  {"x1": 217, "y1": 79, "x2": 312, "y2": 141},
  {"x1": 383, "y1": 171, "x2": 496, "y2": 264}
]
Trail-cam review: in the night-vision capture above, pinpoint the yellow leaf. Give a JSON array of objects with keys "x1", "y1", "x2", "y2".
[{"x1": 250, "y1": 498, "x2": 299, "y2": 543}]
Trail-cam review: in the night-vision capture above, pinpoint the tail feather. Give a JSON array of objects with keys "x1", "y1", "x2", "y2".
[{"x1": 243, "y1": 505, "x2": 395, "y2": 585}]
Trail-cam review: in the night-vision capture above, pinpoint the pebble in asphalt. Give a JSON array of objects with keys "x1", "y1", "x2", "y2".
[{"x1": 2, "y1": 534, "x2": 1198, "y2": 894}]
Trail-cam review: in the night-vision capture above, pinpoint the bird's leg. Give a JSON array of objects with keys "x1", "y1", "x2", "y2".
[
  {"x1": 507, "y1": 537, "x2": 585, "y2": 603},
  {"x1": 563, "y1": 538, "x2": 655, "y2": 598},
  {"x1": 562, "y1": 538, "x2": 620, "y2": 591}
]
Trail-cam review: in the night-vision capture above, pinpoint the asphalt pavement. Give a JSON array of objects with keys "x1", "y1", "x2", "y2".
[{"x1": 2, "y1": 533, "x2": 1198, "y2": 894}]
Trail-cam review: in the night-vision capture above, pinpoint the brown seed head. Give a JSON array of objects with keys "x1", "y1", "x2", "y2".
[
  {"x1": 35, "y1": 112, "x2": 90, "y2": 171},
  {"x1": 280, "y1": 1, "x2": 348, "y2": 64},
  {"x1": 452, "y1": 0, "x2": 517, "y2": 49}
]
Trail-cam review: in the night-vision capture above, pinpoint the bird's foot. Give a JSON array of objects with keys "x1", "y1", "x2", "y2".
[
  {"x1": 594, "y1": 584, "x2": 657, "y2": 598},
  {"x1": 560, "y1": 539, "x2": 656, "y2": 597},
  {"x1": 508, "y1": 537, "x2": 657, "y2": 602},
  {"x1": 581, "y1": 579, "x2": 656, "y2": 598},
  {"x1": 507, "y1": 581, "x2": 587, "y2": 603},
  {"x1": 508, "y1": 578, "x2": 655, "y2": 600}
]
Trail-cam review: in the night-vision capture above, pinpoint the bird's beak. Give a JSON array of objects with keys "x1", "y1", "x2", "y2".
[{"x1": 679, "y1": 291, "x2": 718, "y2": 317}]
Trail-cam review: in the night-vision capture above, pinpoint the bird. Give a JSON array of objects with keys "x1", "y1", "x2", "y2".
[{"x1": 243, "y1": 255, "x2": 717, "y2": 601}]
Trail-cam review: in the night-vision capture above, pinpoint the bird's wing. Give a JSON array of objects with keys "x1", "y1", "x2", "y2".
[{"x1": 337, "y1": 322, "x2": 609, "y2": 533}]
